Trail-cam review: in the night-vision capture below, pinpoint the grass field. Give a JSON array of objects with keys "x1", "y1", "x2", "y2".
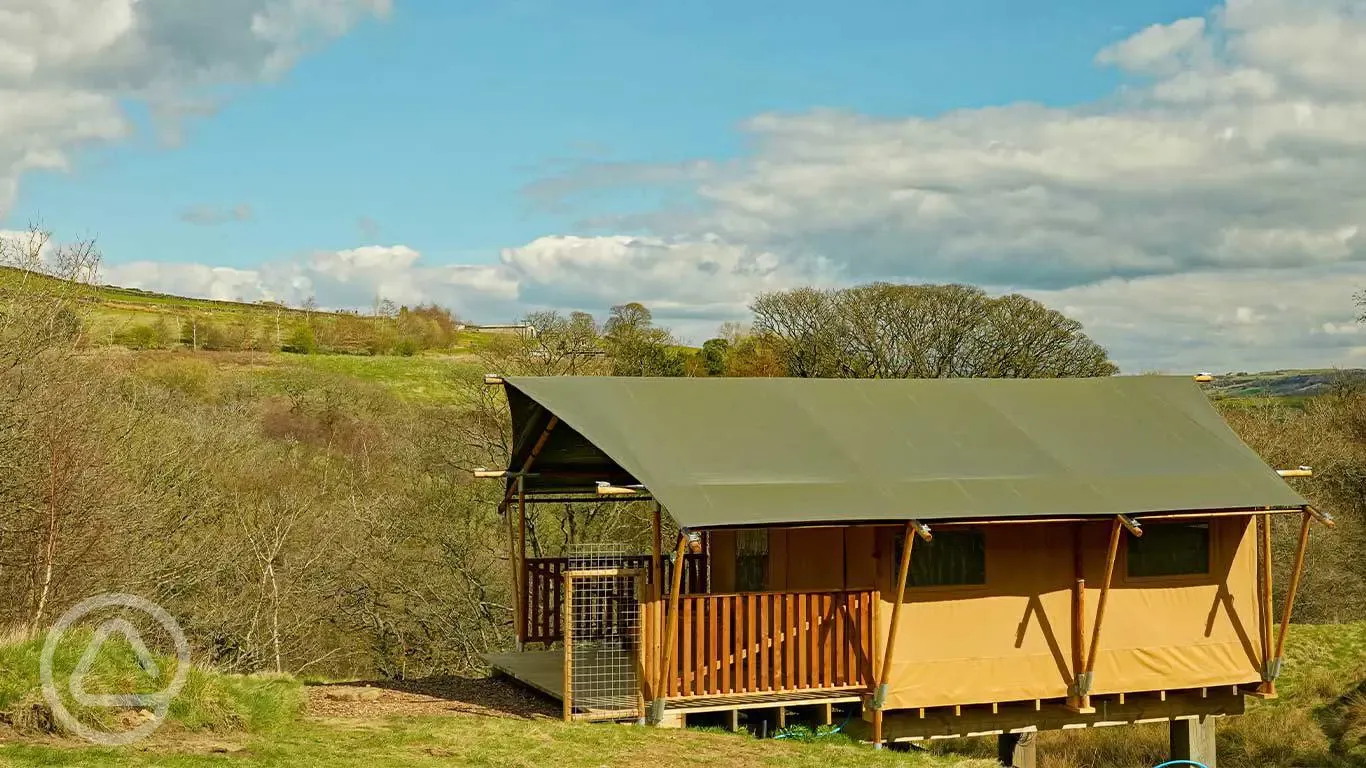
[
  {"x1": 118, "y1": 349, "x2": 483, "y2": 405},
  {"x1": 0, "y1": 717, "x2": 990, "y2": 768},
  {"x1": 289, "y1": 354, "x2": 481, "y2": 402},
  {"x1": 4, "y1": 624, "x2": 1366, "y2": 767}
]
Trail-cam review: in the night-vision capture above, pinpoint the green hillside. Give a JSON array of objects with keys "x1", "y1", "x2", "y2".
[
  {"x1": 0, "y1": 265, "x2": 507, "y2": 358},
  {"x1": 1201, "y1": 369, "x2": 1366, "y2": 408}
]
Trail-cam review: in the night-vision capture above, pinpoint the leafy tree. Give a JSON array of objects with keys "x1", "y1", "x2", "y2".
[
  {"x1": 699, "y1": 338, "x2": 730, "y2": 376},
  {"x1": 602, "y1": 302, "x2": 683, "y2": 377},
  {"x1": 750, "y1": 282, "x2": 1117, "y2": 379}
]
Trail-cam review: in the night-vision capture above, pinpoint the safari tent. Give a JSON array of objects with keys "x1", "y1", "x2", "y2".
[{"x1": 478, "y1": 375, "x2": 1322, "y2": 763}]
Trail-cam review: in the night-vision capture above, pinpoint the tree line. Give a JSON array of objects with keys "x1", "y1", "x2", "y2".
[
  {"x1": 103, "y1": 300, "x2": 462, "y2": 357},
  {"x1": 0, "y1": 223, "x2": 1350, "y2": 688},
  {"x1": 499, "y1": 284, "x2": 1117, "y2": 381}
]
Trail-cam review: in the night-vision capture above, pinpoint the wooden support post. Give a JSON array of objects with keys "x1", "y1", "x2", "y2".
[
  {"x1": 1259, "y1": 514, "x2": 1276, "y2": 694},
  {"x1": 873, "y1": 521, "x2": 917, "y2": 711},
  {"x1": 516, "y1": 475, "x2": 527, "y2": 651},
  {"x1": 563, "y1": 575, "x2": 574, "y2": 722},
  {"x1": 1070, "y1": 522, "x2": 1087, "y2": 711},
  {"x1": 1078, "y1": 516, "x2": 1124, "y2": 707},
  {"x1": 651, "y1": 503, "x2": 663, "y2": 592},
  {"x1": 506, "y1": 497, "x2": 521, "y2": 653},
  {"x1": 872, "y1": 708, "x2": 884, "y2": 749},
  {"x1": 1170, "y1": 716, "x2": 1217, "y2": 768},
  {"x1": 997, "y1": 732, "x2": 1037, "y2": 768},
  {"x1": 1273, "y1": 510, "x2": 1313, "y2": 674},
  {"x1": 654, "y1": 533, "x2": 690, "y2": 716},
  {"x1": 820, "y1": 702, "x2": 834, "y2": 726}
]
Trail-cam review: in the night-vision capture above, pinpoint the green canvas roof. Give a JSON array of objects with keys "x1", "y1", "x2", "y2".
[{"x1": 501, "y1": 375, "x2": 1306, "y2": 529}]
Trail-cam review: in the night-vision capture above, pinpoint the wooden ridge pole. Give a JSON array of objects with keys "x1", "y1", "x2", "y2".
[
  {"x1": 652, "y1": 532, "x2": 689, "y2": 722},
  {"x1": 1272, "y1": 510, "x2": 1313, "y2": 673},
  {"x1": 1078, "y1": 516, "x2": 1126, "y2": 709}
]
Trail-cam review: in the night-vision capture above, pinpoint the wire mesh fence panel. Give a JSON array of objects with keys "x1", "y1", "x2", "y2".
[{"x1": 564, "y1": 544, "x2": 645, "y2": 721}]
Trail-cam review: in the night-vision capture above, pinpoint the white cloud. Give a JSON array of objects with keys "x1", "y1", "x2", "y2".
[
  {"x1": 499, "y1": 235, "x2": 838, "y2": 319},
  {"x1": 1095, "y1": 17, "x2": 1210, "y2": 75},
  {"x1": 1025, "y1": 263, "x2": 1366, "y2": 372},
  {"x1": 0, "y1": 0, "x2": 388, "y2": 215},
  {"x1": 102, "y1": 244, "x2": 520, "y2": 321},
  {"x1": 516, "y1": 0, "x2": 1366, "y2": 370}
]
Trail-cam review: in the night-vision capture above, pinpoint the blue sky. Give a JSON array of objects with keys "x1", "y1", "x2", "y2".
[
  {"x1": 9, "y1": 0, "x2": 1208, "y2": 266},
  {"x1": 3, "y1": 0, "x2": 1366, "y2": 372}
]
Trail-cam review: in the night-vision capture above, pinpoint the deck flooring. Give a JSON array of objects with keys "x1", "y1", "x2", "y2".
[
  {"x1": 484, "y1": 650, "x2": 565, "y2": 701},
  {"x1": 485, "y1": 649, "x2": 864, "y2": 714}
]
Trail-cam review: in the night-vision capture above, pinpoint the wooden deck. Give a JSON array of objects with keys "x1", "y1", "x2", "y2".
[
  {"x1": 485, "y1": 650, "x2": 565, "y2": 701},
  {"x1": 486, "y1": 649, "x2": 865, "y2": 715}
]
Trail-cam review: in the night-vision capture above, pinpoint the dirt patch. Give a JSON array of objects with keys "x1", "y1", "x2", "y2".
[{"x1": 306, "y1": 676, "x2": 558, "y2": 721}]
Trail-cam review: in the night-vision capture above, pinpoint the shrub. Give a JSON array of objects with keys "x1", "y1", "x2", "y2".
[
  {"x1": 394, "y1": 337, "x2": 419, "y2": 357},
  {"x1": 0, "y1": 631, "x2": 302, "y2": 738},
  {"x1": 114, "y1": 322, "x2": 169, "y2": 350},
  {"x1": 283, "y1": 324, "x2": 317, "y2": 354}
]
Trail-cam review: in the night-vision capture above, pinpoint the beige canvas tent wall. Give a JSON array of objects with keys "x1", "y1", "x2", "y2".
[{"x1": 708, "y1": 517, "x2": 1261, "y2": 710}]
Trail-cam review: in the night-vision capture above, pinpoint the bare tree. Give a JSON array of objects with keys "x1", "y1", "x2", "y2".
[{"x1": 751, "y1": 282, "x2": 1118, "y2": 379}]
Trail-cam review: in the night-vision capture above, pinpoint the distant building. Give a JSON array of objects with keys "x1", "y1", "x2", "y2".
[{"x1": 468, "y1": 323, "x2": 536, "y2": 337}]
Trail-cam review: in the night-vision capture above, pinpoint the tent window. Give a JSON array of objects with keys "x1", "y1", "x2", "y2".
[
  {"x1": 1127, "y1": 522, "x2": 1210, "y2": 578},
  {"x1": 735, "y1": 529, "x2": 769, "y2": 592},
  {"x1": 895, "y1": 529, "x2": 986, "y2": 588}
]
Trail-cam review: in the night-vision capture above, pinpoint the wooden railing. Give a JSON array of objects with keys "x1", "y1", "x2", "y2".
[
  {"x1": 522, "y1": 554, "x2": 707, "y2": 645},
  {"x1": 644, "y1": 589, "x2": 877, "y2": 700}
]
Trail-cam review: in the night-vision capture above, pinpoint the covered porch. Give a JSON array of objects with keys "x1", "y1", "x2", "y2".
[{"x1": 487, "y1": 531, "x2": 880, "y2": 722}]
